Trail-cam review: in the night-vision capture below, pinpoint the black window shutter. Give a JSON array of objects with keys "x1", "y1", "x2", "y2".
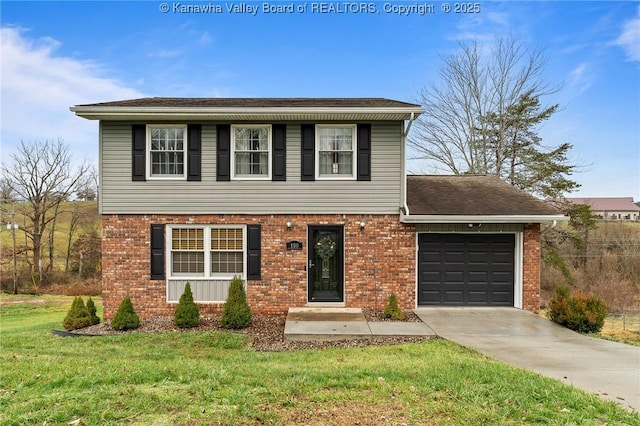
[
  {"x1": 357, "y1": 123, "x2": 371, "y2": 181},
  {"x1": 150, "y1": 224, "x2": 165, "y2": 280},
  {"x1": 272, "y1": 124, "x2": 286, "y2": 181},
  {"x1": 300, "y1": 124, "x2": 315, "y2": 181},
  {"x1": 216, "y1": 124, "x2": 231, "y2": 181},
  {"x1": 187, "y1": 124, "x2": 201, "y2": 181},
  {"x1": 132, "y1": 124, "x2": 146, "y2": 181},
  {"x1": 246, "y1": 224, "x2": 261, "y2": 280}
]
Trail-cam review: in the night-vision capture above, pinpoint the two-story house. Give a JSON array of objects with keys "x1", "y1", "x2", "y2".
[{"x1": 71, "y1": 98, "x2": 565, "y2": 319}]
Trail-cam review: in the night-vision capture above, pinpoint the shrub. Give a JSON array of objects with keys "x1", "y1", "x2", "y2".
[
  {"x1": 383, "y1": 293, "x2": 406, "y2": 321},
  {"x1": 221, "y1": 276, "x2": 252, "y2": 329},
  {"x1": 110, "y1": 296, "x2": 140, "y2": 331},
  {"x1": 62, "y1": 296, "x2": 92, "y2": 330},
  {"x1": 86, "y1": 297, "x2": 101, "y2": 325},
  {"x1": 174, "y1": 282, "x2": 200, "y2": 328},
  {"x1": 548, "y1": 286, "x2": 607, "y2": 334}
]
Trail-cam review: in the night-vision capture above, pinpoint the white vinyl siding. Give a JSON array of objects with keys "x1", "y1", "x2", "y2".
[
  {"x1": 167, "y1": 279, "x2": 232, "y2": 303},
  {"x1": 100, "y1": 121, "x2": 403, "y2": 214}
]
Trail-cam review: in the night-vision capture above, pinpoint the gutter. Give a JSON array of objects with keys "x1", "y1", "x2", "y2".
[
  {"x1": 69, "y1": 105, "x2": 424, "y2": 121},
  {"x1": 401, "y1": 112, "x2": 417, "y2": 216},
  {"x1": 400, "y1": 213, "x2": 569, "y2": 224}
]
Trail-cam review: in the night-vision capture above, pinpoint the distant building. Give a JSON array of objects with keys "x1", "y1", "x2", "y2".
[{"x1": 567, "y1": 197, "x2": 640, "y2": 221}]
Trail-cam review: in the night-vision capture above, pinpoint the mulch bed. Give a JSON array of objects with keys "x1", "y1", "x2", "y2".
[{"x1": 61, "y1": 309, "x2": 433, "y2": 351}]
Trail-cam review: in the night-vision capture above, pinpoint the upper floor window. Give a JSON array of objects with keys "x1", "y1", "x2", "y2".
[
  {"x1": 316, "y1": 125, "x2": 356, "y2": 179},
  {"x1": 148, "y1": 125, "x2": 186, "y2": 179},
  {"x1": 232, "y1": 125, "x2": 271, "y2": 179}
]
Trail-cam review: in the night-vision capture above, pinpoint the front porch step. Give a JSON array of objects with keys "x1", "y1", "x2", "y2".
[
  {"x1": 284, "y1": 307, "x2": 369, "y2": 342},
  {"x1": 286, "y1": 307, "x2": 365, "y2": 322}
]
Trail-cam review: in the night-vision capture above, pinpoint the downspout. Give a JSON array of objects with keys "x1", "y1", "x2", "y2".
[{"x1": 401, "y1": 112, "x2": 416, "y2": 217}]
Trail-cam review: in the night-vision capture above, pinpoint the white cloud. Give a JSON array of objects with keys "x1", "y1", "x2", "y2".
[
  {"x1": 615, "y1": 6, "x2": 640, "y2": 62},
  {"x1": 147, "y1": 49, "x2": 182, "y2": 59},
  {"x1": 0, "y1": 26, "x2": 144, "y2": 163},
  {"x1": 568, "y1": 62, "x2": 592, "y2": 95}
]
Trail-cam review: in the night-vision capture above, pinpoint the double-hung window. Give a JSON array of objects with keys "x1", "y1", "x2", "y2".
[
  {"x1": 169, "y1": 225, "x2": 246, "y2": 279},
  {"x1": 316, "y1": 125, "x2": 356, "y2": 179},
  {"x1": 232, "y1": 125, "x2": 271, "y2": 179},
  {"x1": 171, "y1": 228, "x2": 205, "y2": 276},
  {"x1": 148, "y1": 125, "x2": 187, "y2": 178},
  {"x1": 210, "y1": 228, "x2": 244, "y2": 274}
]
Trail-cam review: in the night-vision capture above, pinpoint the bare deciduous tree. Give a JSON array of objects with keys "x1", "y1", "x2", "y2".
[
  {"x1": 409, "y1": 36, "x2": 577, "y2": 198},
  {"x1": 0, "y1": 177, "x2": 15, "y2": 203},
  {"x1": 1, "y1": 139, "x2": 90, "y2": 287},
  {"x1": 75, "y1": 166, "x2": 98, "y2": 201}
]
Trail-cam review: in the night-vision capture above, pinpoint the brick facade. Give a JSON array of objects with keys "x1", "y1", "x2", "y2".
[
  {"x1": 522, "y1": 223, "x2": 541, "y2": 313},
  {"x1": 102, "y1": 215, "x2": 542, "y2": 319},
  {"x1": 102, "y1": 214, "x2": 416, "y2": 319}
]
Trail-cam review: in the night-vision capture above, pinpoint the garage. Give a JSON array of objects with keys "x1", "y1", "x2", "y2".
[{"x1": 417, "y1": 233, "x2": 515, "y2": 306}]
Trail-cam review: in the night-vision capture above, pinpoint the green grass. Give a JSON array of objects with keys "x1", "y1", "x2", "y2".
[{"x1": 1, "y1": 296, "x2": 638, "y2": 425}]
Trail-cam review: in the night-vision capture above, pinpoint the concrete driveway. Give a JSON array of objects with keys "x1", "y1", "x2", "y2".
[{"x1": 413, "y1": 307, "x2": 640, "y2": 412}]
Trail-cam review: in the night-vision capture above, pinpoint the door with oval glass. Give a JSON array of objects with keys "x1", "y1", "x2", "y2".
[{"x1": 308, "y1": 225, "x2": 344, "y2": 302}]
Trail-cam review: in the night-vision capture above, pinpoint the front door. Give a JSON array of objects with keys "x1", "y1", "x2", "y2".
[{"x1": 308, "y1": 226, "x2": 344, "y2": 302}]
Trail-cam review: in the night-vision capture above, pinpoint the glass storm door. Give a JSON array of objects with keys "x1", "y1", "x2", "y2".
[{"x1": 308, "y1": 226, "x2": 344, "y2": 302}]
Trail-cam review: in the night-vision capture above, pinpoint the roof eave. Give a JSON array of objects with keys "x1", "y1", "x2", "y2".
[
  {"x1": 69, "y1": 106, "x2": 425, "y2": 121},
  {"x1": 400, "y1": 214, "x2": 569, "y2": 224}
]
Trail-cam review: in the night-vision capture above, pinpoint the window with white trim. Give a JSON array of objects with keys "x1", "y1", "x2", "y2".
[
  {"x1": 316, "y1": 125, "x2": 356, "y2": 179},
  {"x1": 148, "y1": 125, "x2": 186, "y2": 178},
  {"x1": 232, "y1": 125, "x2": 271, "y2": 179},
  {"x1": 169, "y1": 225, "x2": 246, "y2": 279}
]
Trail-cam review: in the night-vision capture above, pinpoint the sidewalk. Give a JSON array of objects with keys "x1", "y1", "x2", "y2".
[{"x1": 283, "y1": 307, "x2": 436, "y2": 341}]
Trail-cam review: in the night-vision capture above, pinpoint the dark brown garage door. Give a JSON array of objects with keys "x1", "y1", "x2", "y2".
[{"x1": 418, "y1": 233, "x2": 515, "y2": 306}]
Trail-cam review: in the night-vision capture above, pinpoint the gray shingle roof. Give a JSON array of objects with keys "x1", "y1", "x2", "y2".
[
  {"x1": 75, "y1": 97, "x2": 421, "y2": 108},
  {"x1": 407, "y1": 175, "x2": 561, "y2": 216}
]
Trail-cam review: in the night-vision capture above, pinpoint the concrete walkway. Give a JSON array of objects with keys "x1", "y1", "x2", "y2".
[
  {"x1": 284, "y1": 307, "x2": 436, "y2": 341},
  {"x1": 414, "y1": 307, "x2": 640, "y2": 412}
]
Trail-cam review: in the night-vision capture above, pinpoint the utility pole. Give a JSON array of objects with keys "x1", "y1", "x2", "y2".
[{"x1": 10, "y1": 210, "x2": 18, "y2": 294}]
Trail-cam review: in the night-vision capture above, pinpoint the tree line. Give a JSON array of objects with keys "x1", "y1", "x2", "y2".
[{"x1": 1, "y1": 139, "x2": 100, "y2": 293}]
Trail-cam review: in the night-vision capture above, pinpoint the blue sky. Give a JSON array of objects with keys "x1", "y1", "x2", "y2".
[{"x1": 1, "y1": 1, "x2": 639, "y2": 199}]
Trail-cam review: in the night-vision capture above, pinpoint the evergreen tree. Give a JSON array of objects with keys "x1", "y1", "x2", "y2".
[
  {"x1": 111, "y1": 296, "x2": 140, "y2": 331},
  {"x1": 383, "y1": 294, "x2": 405, "y2": 321},
  {"x1": 174, "y1": 282, "x2": 200, "y2": 328},
  {"x1": 477, "y1": 91, "x2": 579, "y2": 199},
  {"x1": 221, "y1": 276, "x2": 252, "y2": 329},
  {"x1": 63, "y1": 296, "x2": 92, "y2": 330},
  {"x1": 86, "y1": 297, "x2": 101, "y2": 325}
]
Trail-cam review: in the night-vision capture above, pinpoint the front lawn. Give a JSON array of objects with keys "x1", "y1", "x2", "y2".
[{"x1": 1, "y1": 295, "x2": 638, "y2": 425}]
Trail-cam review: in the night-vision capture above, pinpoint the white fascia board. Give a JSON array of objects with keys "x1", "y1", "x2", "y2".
[
  {"x1": 69, "y1": 106, "x2": 425, "y2": 121},
  {"x1": 400, "y1": 213, "x2": 569, "y2": 224}
]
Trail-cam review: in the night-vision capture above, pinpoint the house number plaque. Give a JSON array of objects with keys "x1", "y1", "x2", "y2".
[{"x1": 286, "y1": 240, "x2": 303, "y2": 251}]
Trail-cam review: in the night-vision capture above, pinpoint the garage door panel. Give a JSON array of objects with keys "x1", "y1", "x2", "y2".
[
  {"x1": 420, "y1": 291, "x2": 442, "y2": 304},
  {"x1": 444, "y1": 272, "x2": 464, "y2": 282},
  {"x1": 443, "y1": 291, "x2": 464, "y2": 303},
  {"x1": 491, "y1": 271, "x2": 512, "y2": 283},
  {"x1": 418, "y1": 233, "x2": 515, "y2": 306},
  {"x1": 468, "y1": 271, "x2": 488, "y2": 283},
  {"x1": 468, "y1": 292, "x2": 489, "y2": 304},
  {"x1": 444, "y1": 252, "x2": 464, "y2": 264}
]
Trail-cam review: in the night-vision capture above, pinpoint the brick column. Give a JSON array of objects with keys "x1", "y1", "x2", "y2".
[{"x1": 522, "y1": 223, "x2": 541, "y2": 313}]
